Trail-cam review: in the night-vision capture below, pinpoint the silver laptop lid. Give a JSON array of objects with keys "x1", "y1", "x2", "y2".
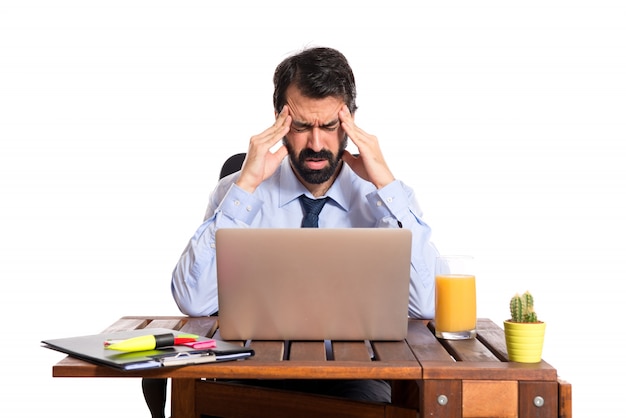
[{"x1": 216, "y1": 228, "x2": 412, "y2": 341}]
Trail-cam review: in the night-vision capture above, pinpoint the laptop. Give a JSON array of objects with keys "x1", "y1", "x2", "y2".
[{"x1": 216, "y1": 228, "x2": 412, "y2": 341}]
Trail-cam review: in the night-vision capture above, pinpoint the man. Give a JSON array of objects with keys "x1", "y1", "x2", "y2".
[{"x1": 169, "y1": 46, "x2": 438, "y2": 404}]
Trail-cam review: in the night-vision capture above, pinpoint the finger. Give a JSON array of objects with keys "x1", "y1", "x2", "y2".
[
  {"x1": 275, "y1": 105, "x2": 288, "y2": 123},
  {"x1": 339, "y1": 105, "x2": 365, "y2": 143},
  {"x1": 339, "y1": 105, "x2": 355, "y2": 130},
  {"x1": 276, "y1": 105, "x2": 294, "y2": 130},
  {"x1": 272, "y1": 144, "x2": 288, "y2": 161},
  {"x1": 338, "y1": 104, "x2": 352, "y2": 121},
  {"x1": 274, "y1": 107, "x2": 291, "y2": 134},
  {"x1": 253, "y1": 115, "x2": 291, "y2": 150},
  {"x1": 269, "y1": 107, "x2": 292, "y2": 149},
  {"x1": 271, "y1": 114, "x2": 291, "y2": 147}
]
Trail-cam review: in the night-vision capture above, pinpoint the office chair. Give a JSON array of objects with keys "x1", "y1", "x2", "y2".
[
  {"x1": 142, "y1": 152, "x2": 416, "y2": 418},
  {"x1": 219, "y1": 152, "x2": 246, "y2": 180}
]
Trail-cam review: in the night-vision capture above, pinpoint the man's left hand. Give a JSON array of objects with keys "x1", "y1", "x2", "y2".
[{"x1": 339, "y1": 105, "x2": 395, "y2": 189}]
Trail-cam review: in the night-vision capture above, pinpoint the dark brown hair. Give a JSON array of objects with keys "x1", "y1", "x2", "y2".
[{"x1": 273, "y1": 47, "x2": 358, "y2": 114}]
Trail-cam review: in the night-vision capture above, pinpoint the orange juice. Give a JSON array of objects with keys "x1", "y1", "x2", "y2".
[{"x1": 435, "y1": 274, "x2": 476, "y2": 336}]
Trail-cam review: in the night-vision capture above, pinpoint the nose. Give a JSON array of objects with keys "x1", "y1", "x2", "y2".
[{"x1": 306, "y1": 127, "x2": 323, "y2": 151}]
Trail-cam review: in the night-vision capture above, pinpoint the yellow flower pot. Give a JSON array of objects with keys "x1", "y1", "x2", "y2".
[{"x1": 503, "y1": 320, "x2": 546, "y2": 363}]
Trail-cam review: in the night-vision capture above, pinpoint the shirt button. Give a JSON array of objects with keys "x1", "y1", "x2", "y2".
[
  {"x1": 210, "y1": 242, "x2": 216, "y2": 249},
  {"x1": 376, "y1": 200, "x2": 383, "y2": 207},
  {"x1": 387, "y1": 197, "x2": 393, "y2": 203},
  {"x1": 234, "y1": 200, "x2": 240, "y2": 206},
  {"x1": 246, "y1": 205, "x2": 252, "y2": 212}
]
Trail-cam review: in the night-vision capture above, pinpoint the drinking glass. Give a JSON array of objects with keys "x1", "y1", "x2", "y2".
[{"x1": 434, "y1": 255, "x2": 477, "y2": 340}]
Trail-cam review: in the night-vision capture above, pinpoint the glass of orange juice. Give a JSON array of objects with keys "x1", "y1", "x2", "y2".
[{"x1": 435, "y1": 255, "x2": 476, "y2": 340}]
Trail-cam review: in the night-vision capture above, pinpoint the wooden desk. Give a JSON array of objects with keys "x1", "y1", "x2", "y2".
[{"x1": 52, "y1": 316, "x2": 572, "y2": 418}]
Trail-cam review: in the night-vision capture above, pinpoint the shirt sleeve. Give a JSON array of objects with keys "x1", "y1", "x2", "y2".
[
  {"x1": 367, "y1": 180, "x2": 438, "y2": 319},
  {"x1": 171, "y1": 183, "x2": 262, "y2": 316}
]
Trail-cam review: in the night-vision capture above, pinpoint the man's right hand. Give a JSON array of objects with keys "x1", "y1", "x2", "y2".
[{"x1": 235, "y1": 106, "x2": 291, "y2": 193}]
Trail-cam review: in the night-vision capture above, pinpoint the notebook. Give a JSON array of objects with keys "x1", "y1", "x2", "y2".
[
  {"x1": 42, "y1": 328, "x2": 254, "y2": 370},
  {"x1": 216, "y1": 228, "x2": 412, "y2": 341}
]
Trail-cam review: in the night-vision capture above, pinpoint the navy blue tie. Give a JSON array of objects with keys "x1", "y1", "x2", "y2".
[{"x1": 299, "y1": 195, "x2": 328, "y2": 228}]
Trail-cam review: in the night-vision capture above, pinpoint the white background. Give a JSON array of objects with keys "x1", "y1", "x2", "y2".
[{"x1": 1, "y1": 1, "x2": 624, "y2": 416}]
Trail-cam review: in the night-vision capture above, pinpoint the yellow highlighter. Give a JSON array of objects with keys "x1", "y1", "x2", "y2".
[{"x1": 105, "y1": 333, "x2": 198, "y2": 352}]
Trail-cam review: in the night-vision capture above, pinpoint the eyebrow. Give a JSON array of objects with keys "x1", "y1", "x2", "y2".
[{"x1": 292, "y1": 118, "x2": 340, "y2": 129}]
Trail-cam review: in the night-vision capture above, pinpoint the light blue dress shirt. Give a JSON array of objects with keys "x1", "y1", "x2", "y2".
[{"x1": 171, "y1": 158, "x2": 439, "y2": 319}]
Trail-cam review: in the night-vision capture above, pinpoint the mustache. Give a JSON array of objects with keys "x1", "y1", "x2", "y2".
[{"x1": 298, "y1": 148, "x2": 334, "y2": 162}]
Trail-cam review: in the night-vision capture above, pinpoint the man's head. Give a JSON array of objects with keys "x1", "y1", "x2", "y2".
[
  {"x1": 274, "y1": 47, "x2": 357, "y2": 186},
  {"x1": 273, "y1": 47, "x2": 357, "y2": 115}
]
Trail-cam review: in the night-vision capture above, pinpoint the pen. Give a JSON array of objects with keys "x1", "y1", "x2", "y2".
[{"x1": 104, "y1": 333, "x2": 199, "y2": 352}]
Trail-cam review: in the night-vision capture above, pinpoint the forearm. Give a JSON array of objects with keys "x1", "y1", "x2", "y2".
[
  {"x1": 172, "y1": 184, "x2": 263, "y2": 316},
  {"x1": 407, "y1": 237, "x2": 437, "y2": 319},
  {"x1": 367, "y1": 180, "x2": 438, "y2": 319},
  {"x1": 171, "y1": 218, "x2": 219, "y2": 317}
]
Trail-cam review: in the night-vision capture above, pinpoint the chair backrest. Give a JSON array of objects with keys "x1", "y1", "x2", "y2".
[{"x1": 220, "y1": 153, "x2": 246, "y2": 179}]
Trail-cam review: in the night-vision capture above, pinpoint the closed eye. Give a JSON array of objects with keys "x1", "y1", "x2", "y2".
[
  {"x1": 321, "y1": 122, "x2": 339, "y2": 131},
  {"x1": 291, "y1": 120, "x2": 339, "y2": 133}
]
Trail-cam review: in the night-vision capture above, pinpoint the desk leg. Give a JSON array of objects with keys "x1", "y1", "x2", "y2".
[
  {"x1": 558, "y1": 379, "x2": 573, "y2": 418},
  {"x1": 519, "y1": 381, "x2": 558, "y2": 418},
  {"x1": 391, "y1": 380, "x2": 420, "y2": 410},
  {"x1": 171, "y1": 378, "x2": 196, "y2": 418},
  {"x1": 419, "y1": 380, "x2": 462, "y2": 418}
]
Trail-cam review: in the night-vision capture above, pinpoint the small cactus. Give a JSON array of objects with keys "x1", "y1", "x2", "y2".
[{"x1": 509, "y1": 291, "x2": 539, "y2": 323}]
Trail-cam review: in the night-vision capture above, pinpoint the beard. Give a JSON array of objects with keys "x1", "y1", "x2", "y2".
[{"x1": 284, "y1": 136, "x2": 348, "y2": 184}]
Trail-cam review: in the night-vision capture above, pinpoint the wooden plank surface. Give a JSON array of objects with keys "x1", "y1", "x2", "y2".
[
  {"x1": 289, "y1": 341, "x2": 327, "y2": 361},
  {"x1": 51, "y1": 316, "x2": 572, "y2": 417},
  {"x1": 405, "y1": 319, "x2": 453, "y2": 362},
  {"x1": 418, "y1": 319, "x2": 559, "y2": 382},
  {"x1": 178, "y1": 316, "x2": 218, "y2": 337},
  {"x1": 53, "y1": 357, "x2": 422, "y2": 379},
  {"x1": 333, "y1": 341, "x2": 372, "y2": 362},
  {"x1": 248, "y1": 341, "x2": 285, "y2": 362},
  {"x1": 371, "y1": 340, "x2": 418, "y2": 362},
  {"x1": 439, "y1": 337, "x2": 501, "y2": 362},
  {"x1": 476, "y1": 317, "x2": 509, "y2": 361},
  {"x1": 418, "y1": 360, "x2": 557, "y2": 381},
  {"x1": 52, "y1": 316, "x2": 560, "y2": 383}
]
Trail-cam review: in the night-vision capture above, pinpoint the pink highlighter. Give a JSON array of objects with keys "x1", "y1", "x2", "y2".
[{"x1": 182, "y1": 340, "x2": 217, "y2": 349}]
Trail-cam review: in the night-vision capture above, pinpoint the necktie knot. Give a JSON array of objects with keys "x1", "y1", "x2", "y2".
[{"x1": 299, "y1": 195, "x2": 329, "y2": 228}]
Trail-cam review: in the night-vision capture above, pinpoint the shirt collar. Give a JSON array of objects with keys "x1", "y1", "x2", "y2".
[{"x1": 278, "y1": 157, "x2": 351, "y2": 211}]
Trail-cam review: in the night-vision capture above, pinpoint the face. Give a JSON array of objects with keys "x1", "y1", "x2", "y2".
[{"x1": 281, "y1": 84, "x2": 348, "y2": 185}]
